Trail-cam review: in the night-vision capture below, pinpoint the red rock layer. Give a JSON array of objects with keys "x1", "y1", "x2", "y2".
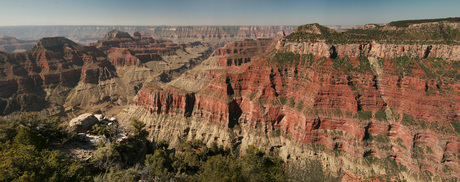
[
  {"x1": 0, "y1": 30, "x2": 212, "y2": 115},
  {"x1": 133, "y1": 87, "x2": 195, "y2": 117},
  {"x1": 0, "y1": 37, "x2": 116, "y2": 115},
  {"x1": 134, "y1": 37, "x2": 460, "y2": 178},
  {"x1": 95, "y1": 31, "x2": 200, "y2": 67}
]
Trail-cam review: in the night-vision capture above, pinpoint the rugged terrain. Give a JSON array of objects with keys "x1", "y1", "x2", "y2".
[
  {"x1": 1, "y1": 18, "x2": 460, "y2": 181},
  {"x1": 0, "y1": 26, "x2": 296, "y2": 47},
  {"x1": 115, "y1": 19, "x2": 460, "y2": 181},
  {"x1": 0, "y1": 30, "x2": 211, "y2": 117}
]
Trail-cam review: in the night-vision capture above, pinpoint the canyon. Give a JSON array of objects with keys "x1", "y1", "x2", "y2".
[
  {"x1": 120, "y1": 21, "x2": 460, "y2": 181},
  {"x1": 0, "y1": 30, "x2": 211, "y2": 117},
  {"x1": 0, "y1": 35, "x2": 35, "y2": 53},
  {"x1": 1, "y1": 19, "x2": 460, "y2": 181},
  {"x1": 0, "y1": 25, "x2": 296, "y2": 49}
]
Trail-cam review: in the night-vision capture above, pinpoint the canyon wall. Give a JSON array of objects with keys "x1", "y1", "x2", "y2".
[
  {"x1": 1, "y1": 22, "x2": 459, "y2": 181},
  {"x1": 127, "y1": 33, "x2": 460, "y2": 180},
  {"x1": 276, "y1": 40, "x2": 460, "y2": 61}
]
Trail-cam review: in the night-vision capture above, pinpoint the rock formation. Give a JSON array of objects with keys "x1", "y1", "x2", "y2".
[
  {"x1": 0, "y1": 36, "x2": 35, "y2": 53},
  {"x1": 0, "y1": 26, "x2": 296, "y2": 47},
  {"x1": 69, "y1": 113, "x2": 99, "y2": 132},
  {"x1": 124, "y1": 21, "x2": 460, "y2": 181},
  {"x1": 0, "y1": 30, "x2": 210, "y2": 116},
  {"x1": 1, "y1": 19, "x2": 460, "y2": 181},
  {"x1": 0, "y1": 36, "x2": 115, "y2": 115}
]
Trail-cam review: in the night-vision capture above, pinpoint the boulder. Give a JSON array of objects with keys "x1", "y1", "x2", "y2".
[
  {"x1": 69, "y1": 113, "x2": 98, "y2": 132},
  {"x1": 94, "y1": 114, "x2": 104, "y2": 121}
]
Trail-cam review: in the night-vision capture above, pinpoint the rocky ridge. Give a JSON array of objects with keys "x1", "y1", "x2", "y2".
[
  {"x1": 0, "y1": 26, "x2": 297, "y2": 47},
  {"x1": 126, "y1": 22, "x2": 460, "y2": 181},
  {"x1": 0, "y1": 30, "x2": 211, "y2": 117}
]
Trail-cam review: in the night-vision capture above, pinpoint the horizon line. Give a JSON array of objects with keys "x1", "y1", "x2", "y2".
[{"x1": 0, "y1": 24, "x2": 364, "y2": 27}]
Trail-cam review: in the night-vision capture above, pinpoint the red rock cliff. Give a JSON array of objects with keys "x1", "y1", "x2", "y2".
[
  {"x1": 0, "y1": 37, "x2": 116, "y2": 115},
  {"x1": 133, "y1": 35, "x2": 460, "y2": 179}
]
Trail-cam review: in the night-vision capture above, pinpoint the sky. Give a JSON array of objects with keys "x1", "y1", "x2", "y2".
[{"x1": 0, "y1": 0, "x2": 458, "y2": 26}]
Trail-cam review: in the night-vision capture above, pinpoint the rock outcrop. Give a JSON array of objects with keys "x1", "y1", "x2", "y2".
[
  {"x1": 69, "y1": 113, "x2": 99, "y2": 132},
  {"x1": 276, "y1": 41, "x2": 460, "y2": 61}
]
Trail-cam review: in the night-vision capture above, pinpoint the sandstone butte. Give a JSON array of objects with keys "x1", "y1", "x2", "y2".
[{"x1": 0, "y1": 20, "x2": 460, "y2": 181}]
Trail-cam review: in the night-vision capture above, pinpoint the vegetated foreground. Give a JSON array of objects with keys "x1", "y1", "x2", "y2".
[{"x1": 1, "y1": 17, "x2": 460, "y2": 181}]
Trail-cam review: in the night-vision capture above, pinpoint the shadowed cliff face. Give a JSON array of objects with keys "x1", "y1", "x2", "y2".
[{"x1": 130, "y1": 23, "x2": 460, "y2": 180}]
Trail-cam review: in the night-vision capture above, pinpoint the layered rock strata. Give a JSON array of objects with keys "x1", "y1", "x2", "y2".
[
  {"x1": 130, "y1": 31, "x2": 460, "y2": 180},
  {"x1": 0, "y1": 30, "x2": 211, "y2": 116}
]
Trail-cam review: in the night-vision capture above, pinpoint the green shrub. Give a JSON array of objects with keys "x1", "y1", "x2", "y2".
[
  {"x1": 279, "y1": 96, "x2": 287, "y2": 105},
  {"x1": 90, "y1": 143, "x2": 121, "y2": 170},
  {"x1": 201, "y1": 155, "x2": 242, "y2": 182},
  {"x1": 242, "y1": 145, "x2": 286, "y2": 182},
  {"x1": 285, "y1": 158, "x2": 342, "y2": 181},
  {"x1": 396, "y1": 138, "x2": 406, "y2": 149},
  {"x1": 0, "y1": 119, "x2": 19, "y2": 142},
  {"x1": 145, "y1": 150, "x2": 172, "y2": 178},
  {"x1": 374, "y1": 135, "x2": 390, "y2": 143},
  {"x1": 451, "y1": 121, "x2": 460, "y2": 133},
  {"x1": 389, "y1": 17, "x2": 460, "y2": 27},
  {"x1": 374, "y1": 109, "x2": 387, "y2": 121},
  {"x1": 91, "y1": 123, "x2": 108, "y2": 136},
  {"x1": 273, "y1": 129, "x2": 282, "y2": 137},
  {"x1": 130, "y1": 117, "x2": 148, "y2": 140},
  {"x1": 13, "y1": 127, "x2": 48, "y2": 150},
  {"x1": 296, "y1": 101, "x2": 304, "y2": 111},
  {"x1": 332, "y1": 57, "x2": 353, "y2": 73},
  {"x1": 402, "y1": 113, "x2": 416, "y2": 126},
  {"x1": 357, "y1": 56, "x2": 372, "y2": 73},
  {"x1": 414, "y1": 146, "x2": 425, "y2": 154},
  {"x1": 358, "y1": 110, "x2": 373, "y2": 120},
  {"x1": 0, "y1": 141, "x2": 89, "y2": 181},
  {"x1": 94, "y1": 165, "x2": 142, "y2": 182},
  {"x1": 426, "y1": 146, "x2": 434, "y2": 154},
  {"x1": 270, "y1": 52, "x2": 300, "y2": 65},
  {"x1": 287, "y1": 98, "x2": 295, "y2": 108},
  {"x1": 155, "y1": 139, "x2": 169, "y2": 150}
]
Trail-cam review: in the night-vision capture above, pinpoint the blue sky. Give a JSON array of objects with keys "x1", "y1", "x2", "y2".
[{"x1": 0, "y1": 0, "x2": 458, "y2": 26}]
